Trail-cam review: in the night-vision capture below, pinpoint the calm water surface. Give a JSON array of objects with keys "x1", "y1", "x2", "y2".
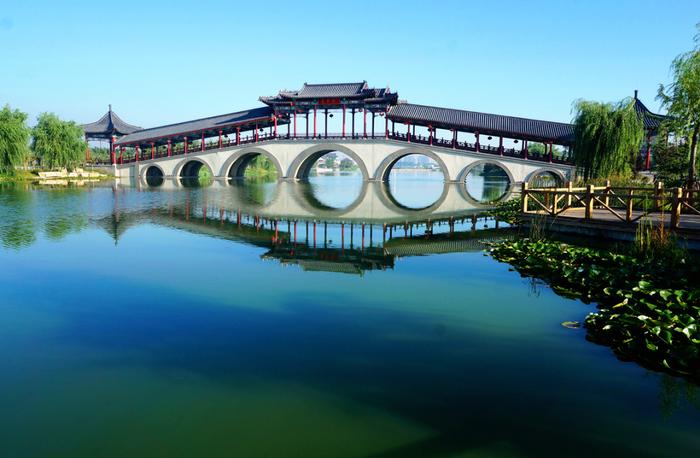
[{"x1": 0, "y1": 173, "x2": 699, "y2": 458}]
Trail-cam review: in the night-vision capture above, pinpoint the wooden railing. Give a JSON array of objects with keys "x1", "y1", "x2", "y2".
[{"x1": 521, "y1": 181, "x2": 700, "y2": 229}]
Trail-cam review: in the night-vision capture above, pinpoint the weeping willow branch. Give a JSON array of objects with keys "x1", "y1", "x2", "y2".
[{"x1": 572, "y1": 98, "x2": 644, "y2": 181}]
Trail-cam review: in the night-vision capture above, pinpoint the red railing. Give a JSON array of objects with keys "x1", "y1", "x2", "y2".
[{"x1": 112, "y1": 131, "x2": 573, "y2": 165}]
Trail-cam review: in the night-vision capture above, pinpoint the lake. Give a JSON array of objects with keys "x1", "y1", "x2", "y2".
[{"x1": 0, "y1": 172, "x2": 698, "y2": 457}]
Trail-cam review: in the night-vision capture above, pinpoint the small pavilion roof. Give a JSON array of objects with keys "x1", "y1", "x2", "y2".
[
  {"x1": 82, "y1": 105, "x2": 142, "y2": 138},
  {"x1": 387, "y1": 103, "x2": 575, "y2": 145},
  {"x1": 633, "y1": 93, "x2": 670, "y2": 132},
  {"x1": 115, "y1": 106, "x2": 275, "y2": 146}
]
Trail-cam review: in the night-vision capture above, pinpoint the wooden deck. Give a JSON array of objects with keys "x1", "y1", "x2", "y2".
[
  {"x1": 520, "y1": 183, "x2": 700, "y2": 248},
  {"x1": 523, "y1": 208, "x2": 700, "y2": 248}
]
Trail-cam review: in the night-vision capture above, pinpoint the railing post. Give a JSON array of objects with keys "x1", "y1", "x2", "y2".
[
  {"x1": 671, "y1": 187, "x2": 682, "y2": 229},
  {"x1": 654, "y1": 181, "x2": 663, "y2": 212},
  {"x1": 521, "y1": 182, "x2": 529, "y2": 213},
  {"x1": 552, "y1": 189, "x2": 558, "y2": 215},
  {"x1": 603, "y1": 180, "x2": 611, "y2": 208},
  {"x1": 585, "y1": 184, "x2": 594, "y2": 220},
  {"x1": 566, "y1": 181, "x2": 573, "y2": 207},
  {"x1": 626, "y1": 190, "x2": 634, "y2": 222}
]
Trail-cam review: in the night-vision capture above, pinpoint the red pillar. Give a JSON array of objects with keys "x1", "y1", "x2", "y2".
[
  {"x1": 218, "y1": 130, "x2": 222, "y2": 148},
  {"x1": 254, "y1": 124, "x2": 259, "y2": 142},
  {"x1": 548, "y1": 142, "x2": 553, "y2": 163},
  {"x1": 293, "y1": 112, "x2": 297, "y2": 138},
  {"x1": 167, "y1": 139, "x2": 172, "y2": 157},
  {"x1": 110, "y1": 136, "x2": 116, "y2": 164},
  {"x1": 135, "y1": 146, "x2": 139, "y2": 162},
  {"x1": 363, "y1": 109, "x2": 367, "y2": 138},
  {"x1": 406, "y1": 123, "x2": 410, "y2": 143},
  {"x1": 273, "y1": 116, "x2": 278, "y2": 138},
  {"x1": 385, "y1": 114, "x2": 388, "y2": 139},
  {"x1": 475, "y1": 132, "x2": 480, "y2": 152},
  {"x1": 119, "y1": 146, "x2": 124, "y2": 164},
  {"x1": 523, "y1": 140, "x2": 528, "y2": 160},
  {"x1": 645, "y1": 135, "x2": 652, "y2": 170},
  {"x1": 201, "y1": 132, "x2": 205, "y2": 152},
  {"x1": 429, "y1": 125, "x2": 433, "y2": 145},
  {"x1": 151, "y1": 142, "x2": 155, "y2": 160},
  {"x1": 342, "y1": 105, "x2": 346, "y2": 137},
  {"x1": 499, "y1": 136, "x2": 503, "y2": 156},
  {"x1": 236, "y1": 127, "x2": 241, "y2": 145},
  {"x1": 313, "y1": 106, "x2": 317, "y2": 138}
]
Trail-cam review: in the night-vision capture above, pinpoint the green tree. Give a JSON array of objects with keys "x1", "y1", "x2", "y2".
[
  {"x1": 32, "y1": 112, "x2": 86, "y2": 170},
  {"x1": 654, "y1": 126, "x2": 690, "y2": 186},
  {"x1": 657, "y1": 25, "x2": 700, "y2": 185},
  {"x1": 323, "y1": 152, "x2": 337, "y2": 169},
  {"x1": 339, "y1": 158, "x2": 357, "y2": 171},
  {"x1": 0, "y1": 105, "x2": 31, "y2": 174},
  {"x1": 572, "y1": 98, "x2": 644, "y2": 181}
]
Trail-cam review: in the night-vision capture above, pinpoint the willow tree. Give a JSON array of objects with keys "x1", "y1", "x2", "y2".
[
  {"x1": 0, "y1": 105, "x2": 31, "y2": 174},
  {"x1": 32, "y1": 112, "x2": 86, "y2": 170},
  {"x1": 657, "y1": 25, "x2": 700, "y2": 185},
  {"x1": 572, "y1": 99, "x2": 644, "y2": 181}
]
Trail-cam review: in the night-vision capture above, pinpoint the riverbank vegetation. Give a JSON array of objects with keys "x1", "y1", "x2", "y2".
[
  {"x1": 1, "y1": 105, "x2": 89, "y2": 180},
  {"x1": 0, "y1": 105, "x2": 31, "y2": 175}
]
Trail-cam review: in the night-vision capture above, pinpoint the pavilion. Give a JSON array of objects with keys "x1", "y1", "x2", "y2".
[{"x1": 81, "y1": 105, "x2": 141, "y2": 162}]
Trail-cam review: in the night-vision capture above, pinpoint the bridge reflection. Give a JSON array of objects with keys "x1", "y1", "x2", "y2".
[
  {"x1": 102, "y1": 180, "x2": 516, "y2": 275},
  {"x1": 120, "y1": 176, "x2": 513, "y2": 223}
]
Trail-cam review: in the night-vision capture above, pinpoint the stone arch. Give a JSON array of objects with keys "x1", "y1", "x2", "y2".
[
  {"x1": 456, "y1": 159, "x2": 515, "y2": 185},
  {"x1": 287, "y1": 144, "x2": 370, "y2": 181},
  {"x1": 525, "y1": 167, "x2": 567, "y2": 187},
  {"x1": 174, "y1": 157, "x2": 214, "y2": 178},
  {"x1": 219, "y1": 147, "x2": 284, "y2": 179},
  {"x1": 372, "y1": 147, "x2": 450, "y2": 182},
  {"x1": 458, "y1": 159, "x2": 515, "y2": 204},
  {"x1": 140, "y1": 164, "x2": 165, "y2": 180}
]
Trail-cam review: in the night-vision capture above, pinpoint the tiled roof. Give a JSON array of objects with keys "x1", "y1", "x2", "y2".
[
  {"x1": 287, "y1": 82, "x2": 368, "y2": 98},
  {"x1": 633, "y1": 98, "x2": 670, "y2": 131},
  {"x1": 115, "y1": 106, "x2": 273, "y2": 145},
  {"x1": 388, "y1": 103, "x2": 575, "y2": 144},
  {"x1": 82, "y1": 107, "x2": 141, "y2": 137}
]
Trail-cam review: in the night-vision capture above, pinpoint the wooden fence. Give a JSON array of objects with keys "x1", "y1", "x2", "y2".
[{"x1": 521, "y1": 181, "x2": 700, "y2": 229}]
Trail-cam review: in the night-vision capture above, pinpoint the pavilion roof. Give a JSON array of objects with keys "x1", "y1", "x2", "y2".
[
  {"x1": 115, "y1": 106, "x2": 275, "y2": 146},
  {"x1": 633, "y1": 96, "x2": 670, "y2": 132},
  {"x1": 260, "y1": 81, "x2": 398, "y2": 106},
  {"x1": 387, "y1": 103, "x2": 575, "y2": 145},
  {"x1": 279, "y1": 82, "x2": 368, "y2": 99},
  {"x1": 82, "y1": 106, "x2": 142, "y2": 138}
]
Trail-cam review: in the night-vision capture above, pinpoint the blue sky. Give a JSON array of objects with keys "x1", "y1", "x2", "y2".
[{"x1": 0, "y1": 0, "x2": 697, "y2": 129}]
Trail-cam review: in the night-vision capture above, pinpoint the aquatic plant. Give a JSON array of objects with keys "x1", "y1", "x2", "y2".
[{"x1": 489, "y1": 239, "x2": 700, "y2": 382}]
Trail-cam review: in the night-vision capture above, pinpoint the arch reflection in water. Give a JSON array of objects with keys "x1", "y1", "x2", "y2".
[
  {"x1": 465, "y1": 162, "x2": 512, "y2": 203},
  {"x1": 302, "y1": 171, "x2": 364, "y2": 210},
  {"x1": 226, "y1": 179, "x2": 278, "y2": 207},
  {"x1": 386, "y1": 154, "x2": 445, "y2": 209}
]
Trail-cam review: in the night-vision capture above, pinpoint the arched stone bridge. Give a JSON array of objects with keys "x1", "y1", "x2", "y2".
[{"x1": 115, "y1": 137, "x2": 573, "y2": 185}]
